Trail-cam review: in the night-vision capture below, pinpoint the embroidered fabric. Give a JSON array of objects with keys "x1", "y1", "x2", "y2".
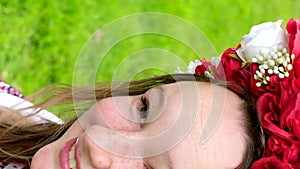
[
  {"x1": 0, "y1": 81, "x2": 62, "y2": 169},
  {"x1": 0, "y1": 81, "x2": 24, "y2": 98},
  {"x1": 0, "y1": 81, "x2": 28, "y2": 169}
]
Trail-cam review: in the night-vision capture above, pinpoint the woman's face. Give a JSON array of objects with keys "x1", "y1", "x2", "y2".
[{"x1": 31, "y1": 81, "x2": 246, "y2": 169}]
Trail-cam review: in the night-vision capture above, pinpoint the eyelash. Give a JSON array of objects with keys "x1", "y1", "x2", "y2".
[{"x1": 139, "y1": 96, "x2": 148, "y2": 126}]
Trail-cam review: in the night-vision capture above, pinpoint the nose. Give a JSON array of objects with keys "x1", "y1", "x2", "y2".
[
  {"x1": 82, "y1": 133, "x2": 144, "y2": 169},
  {"x1": 81, "y1": 96, "x2": 146, "y2": 168},
  {"x1": 83, "y1": 134, "x2": 112, "y2": 168}
]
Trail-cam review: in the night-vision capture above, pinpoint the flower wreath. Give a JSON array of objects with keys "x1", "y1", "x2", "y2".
[{"x1": 177, "y1": 18, "x2": 300, "y2": 168}]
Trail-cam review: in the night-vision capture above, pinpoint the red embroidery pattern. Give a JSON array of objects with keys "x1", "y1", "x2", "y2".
[
  {"x1": 0, "y1": 81, "x2": 28, "y2": 168},
  {"x1": 0, "y1": 80, "x2": 24, "y2": 98}
]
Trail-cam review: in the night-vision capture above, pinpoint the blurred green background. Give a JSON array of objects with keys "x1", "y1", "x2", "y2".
[{"x1": 1, "y1": 0, "x2": 299, "y2": 96}]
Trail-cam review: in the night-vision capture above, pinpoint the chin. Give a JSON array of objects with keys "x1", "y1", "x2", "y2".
[{"x1": 31, "y1": 144, "x2": 58, "y2": 169}]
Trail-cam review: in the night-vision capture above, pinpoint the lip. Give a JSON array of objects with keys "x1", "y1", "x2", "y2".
[{"x1": 59, "y1": 137, "x2": 81, "y2": 169}]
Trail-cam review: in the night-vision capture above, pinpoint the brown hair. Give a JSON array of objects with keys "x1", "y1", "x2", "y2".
[{"x1": 0, "y1": 74, "x2": 264, "y2": 168}]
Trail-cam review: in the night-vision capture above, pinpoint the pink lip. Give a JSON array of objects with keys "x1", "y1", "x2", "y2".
[{"x1": 59, "y1": 137, "x2": 81, "y2": 169}]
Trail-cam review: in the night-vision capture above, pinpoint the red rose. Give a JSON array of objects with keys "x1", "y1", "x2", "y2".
[
  {"x1": 279, "y1": 92, "x2": 300, "y2": 133},
  {"x1": 251, "y1": 156, "x2": 293, "y2": 169},
  {"x1": 287, "y1": 19, "x2": 300, "y2": 57},
  {"x1": 261, "y1": 136, "x2": 300, "y2": 168},
  {"x1": 284, "y1": 140, "x2": 300, "y2": 167},
  {"x1": 266, "y1": 136, "x2": 290, "y2": 156},
  {"x1": 229, "y1": 66, "x2": 252, "y2": 96},
  {"x1": 257, "y1": 93, "x2": 294, "y2": 139},
  {"x1": 287, "y1": 19, "x2": 300, "y2": 78},
  {"x1": 293, "y1": 118, "x2": 300, "y2": 141},
  {"x1": 215, "y1": 48, "x2": 242, "y2": 81},
  {"x1": 214, "y1": 48, "x2": 254, "y2": 95}
]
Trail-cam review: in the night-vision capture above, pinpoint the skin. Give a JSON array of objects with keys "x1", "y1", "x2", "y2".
[{"x1": 31, "y1": 81, "x2": 246, "y2": 169}]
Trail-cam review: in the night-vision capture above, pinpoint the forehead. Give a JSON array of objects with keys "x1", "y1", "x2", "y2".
[
  {"x1": 157, "y1": 81, "x2": 229, "y2": 104},
  {"x1": 158, "y1": 81, "x2": 246, "y2": 168},
  {"x1": 155, "y1": 81, "x2": 244, "y2": 137}
]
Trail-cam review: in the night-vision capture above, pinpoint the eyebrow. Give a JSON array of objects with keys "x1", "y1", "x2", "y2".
[
  {"x1": 152, "y1": 86, "x2": 165, "y2": 107},
  {"x1": 154, "y1": 85, "x2": 164, "y2": 93}
]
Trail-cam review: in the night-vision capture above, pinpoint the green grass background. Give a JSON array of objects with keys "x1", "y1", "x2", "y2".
[{"x1": 1, "y1": 0, "x2": 300, "y2": 96}]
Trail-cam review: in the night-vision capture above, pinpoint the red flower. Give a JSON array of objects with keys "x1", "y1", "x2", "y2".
[
  {"x1": 214, "y1": 48, "x2": 254, "y2": 95},
  {"x1": 192, "y1": 19, "x2": 300, "y2": 167},
  {"x1": 257, "y1": 93, "x2": 294, "y2": 139},
  {"x1": 251, "y1": 156, "x2": 293, "y2": 169},
  {"x1": 215, "y1": 48, "x2": 242, "y2": 81},
  {"x1": 287, "y1": 19, "x2": 300, "y2": 78},
  {"x1": 194, "y1": 58, "x2": 214, "y2": 76},
  {"x1": 279, "y1": 92, "x2": 300, "y2": 134}
]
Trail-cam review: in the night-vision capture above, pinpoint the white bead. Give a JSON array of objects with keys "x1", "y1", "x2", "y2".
[
  {"x1": 267, "y1": 60, "x2": 275, "y2": 66},
  {"x1": 268, "y1": 69, "x2": 273, "y2": 74},
  {"x1": 256, "y1": 82, "x2": 262, "y2": 87},
  {"x1": 272, "y1": 53, "x2": 278, "y2": 59},
  {"x1": 262, "y1": 79, "x2": 268, "y2": 84},
  {"x1": 283, "y1": 61, "x2": 288, "y2": 67},
  {"x1": 266, "y1": 54, "x2": 272, "y2": 60},
  {"x1": 279, "y1": 66, "x2": 284, "y2": 72},
  {"x1": 286, "y1": 57, "x2": 291, "y2": 62},
  {"x1": 291, "y1": 54, "x2": 295, "y2": 60},
  {"x1": 252, "y1": 58, "x2": 258, "y2": 63},
  {"x1": 256, "y1": 71, "x2": 263, "y2": 78},
  {"x1": 270, "y1": 51, "x2": 276, "y2": 56},
  {"x1": 260, "y1": 68, "x2": 265, "y2": 74},
  {"x1": 277, "y1": 58, "x2": 284, "y2": 64},
  {"x1": 257, "y1": 55, "x2": 264, "y2": 62},
  {"x1": 263, "y1": 64, "x2": 269, "y2": 69},
  {"x1": 279, "y1": 73, "x2": 285, "y2": 78},
  {"x1": 287, "y1": 64, "x2": 293, "y2": 71},
  {"x1": 266, "y1": 76, "x2": 270, "y2": 81},
  {"x1": 285, "y1": 72, "x2": 290, "y2": 77},
  {"x1": 274, "y1": 67, "x2": 279, "y2": 74},
  {"x1": 254, "y1": 74, "x2": 259, "y2": 80},
  {"x1": 282, "y1": 48, "x2": 287, "y2": 53},
  {"x1": 277, "y1": 52, "x2": 283, "y2": 57},
  {"x1": 285, "y1": 53, "x2": 290, "y2": 57}
]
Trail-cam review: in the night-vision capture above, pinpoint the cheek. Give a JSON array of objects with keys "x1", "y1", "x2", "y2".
[
  {"x1": 31, "y1": 143, "x2": 57, "y2": 169},
  {"x1": 144, "y1": 105, "x2": 179, "y2": 136},
  {"x1": 93, "y1": 98, "x2": 141, "y2": 131}
]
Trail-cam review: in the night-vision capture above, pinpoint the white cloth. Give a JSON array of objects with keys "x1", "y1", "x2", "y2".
[{"x1": 0, "y1": 93, "x2": 64, "y2": 124}]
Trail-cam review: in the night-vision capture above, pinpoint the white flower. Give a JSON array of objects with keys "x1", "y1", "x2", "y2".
[
  {"x1": 186, "y1": 59, "x2": 202, "y2": 73},
  {"x1": 210, "y1": 56, "x2": 220, "y2": 67},
  {"x1": 236, "y1": 20, "x2": 289, "y2": 62},
  {"x1": 175, "y1": 59, "x2": 202, "y2": 74}
]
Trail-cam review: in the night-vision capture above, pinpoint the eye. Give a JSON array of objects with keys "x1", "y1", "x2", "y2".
[{"x1": 139, "y1": 96, "x2": 148, "y2": 126}]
